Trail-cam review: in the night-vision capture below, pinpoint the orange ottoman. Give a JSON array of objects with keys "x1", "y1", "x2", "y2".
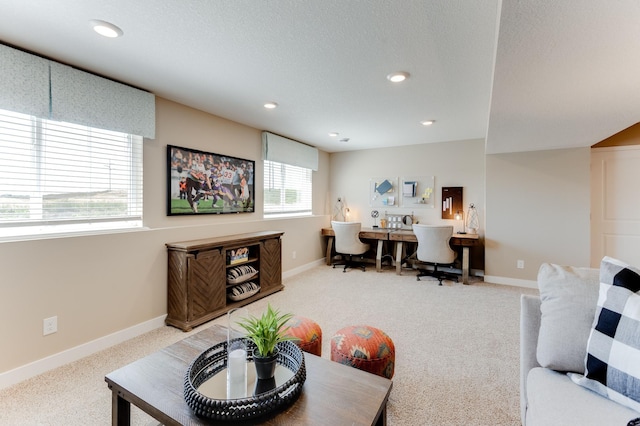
[
  {"x1": 286, "y1": 316, "x2": 322, "y2": 356},
  {"x1": 331, "y1": 325, "x2": 395, "y2": 379}
]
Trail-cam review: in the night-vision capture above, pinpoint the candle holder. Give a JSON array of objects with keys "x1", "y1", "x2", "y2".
[{"x1": 227, "y1": 308, "x2": 248, "y2": 398}]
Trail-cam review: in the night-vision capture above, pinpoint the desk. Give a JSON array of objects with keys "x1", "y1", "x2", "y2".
[
  {"x1": 321, "y1": 227, "x2": 390, "y2": 272},
  {"x1": 321, "y1": 227, "x2": 480, "y2": 283},
  {"x1": 105, "y1": 325, "x2": 392, "y2": 426},
  {"x1": 389, "y1": 230, "x2": 480, "y2": 284}
]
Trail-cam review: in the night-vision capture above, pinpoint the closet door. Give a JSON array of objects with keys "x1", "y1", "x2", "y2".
[{"x1": 591, "y1": 146, "x2": 640, "y2": 267}]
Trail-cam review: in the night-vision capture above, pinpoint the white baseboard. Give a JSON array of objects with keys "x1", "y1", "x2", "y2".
[
  {"x1": 0, "y1": 315, "x2": 166, "y2": 390},
  {"x1": 484, "y1": 275, "x2": 538, "y2": 289},
  {"x1": 283, "y1": 259, "x2": 325, "y2": 279}
]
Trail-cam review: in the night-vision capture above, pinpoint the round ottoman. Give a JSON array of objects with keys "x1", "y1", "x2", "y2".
[
  {"x1": 330, "y1": 325, "x2": 395, "y2": 379},
  {"x1": 286, "y1": 316, "x2": 322, "y2": 356}
]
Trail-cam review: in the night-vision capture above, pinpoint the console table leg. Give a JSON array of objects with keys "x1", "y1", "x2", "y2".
[{"x1": 112, "y1": 391, "x2": 131, "y2": 426}]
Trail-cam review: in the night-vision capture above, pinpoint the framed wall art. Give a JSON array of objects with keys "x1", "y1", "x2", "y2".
[{"x1": 167, "y1": 145, "x2": 255, "y2": 215}]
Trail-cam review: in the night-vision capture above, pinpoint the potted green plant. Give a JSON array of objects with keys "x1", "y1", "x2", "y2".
[{"x1": 237, "y1": 304, "x2": 297, "y2": 380}]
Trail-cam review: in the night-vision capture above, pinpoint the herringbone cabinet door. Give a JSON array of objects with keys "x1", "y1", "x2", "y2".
[
  {"x1": 260, "y1": 238, "x2": 282, "y2": 290},
  {"x1": 188, "y1": 249, "x2": 225, "y2": 321}
]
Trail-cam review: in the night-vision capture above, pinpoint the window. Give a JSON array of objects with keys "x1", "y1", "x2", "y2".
[
  {"x1": 0, "y1": 108, "x2": 143, "y2": 239},
  {"x1": 263, "y1": 160, "x2": 312, "y2": 216}
]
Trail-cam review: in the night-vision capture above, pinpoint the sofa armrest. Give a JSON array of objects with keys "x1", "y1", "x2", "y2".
[{"x1": 520, "y1": 294, "x2": 542, "y2": 425}]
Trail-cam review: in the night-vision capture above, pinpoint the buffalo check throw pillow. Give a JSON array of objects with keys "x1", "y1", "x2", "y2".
[{"x1": 570, "y1": 256, "x2": 640, "y2": 412}]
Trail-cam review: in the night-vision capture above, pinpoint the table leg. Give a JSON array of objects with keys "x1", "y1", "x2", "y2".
[
  {"x1": 325, "y1": 236, "x2": 334, "y2": 266},
  {"x1": 461, "y1": 246, "x2": 470, "y2": 284},
  {"x1": 395, "y1": 242, "x2": 403, "y2": 275},
  {"x1": 375, "y1": 404, "x2": 387, "y2": 426},
  {"x1": 376, "y1": 240, "x2": 383, "y2": 272},
  {"x1": 112, "y1": 390, "x2": 131, "y2": 426}
]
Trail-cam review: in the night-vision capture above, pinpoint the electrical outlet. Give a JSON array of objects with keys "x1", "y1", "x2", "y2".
[
  {"x1": 43, "y1": 316, "x2": 57, "y2": 336},
  {"x1": 517, "y1": 260, "x2": 525, "y2": 269},
  {"x1": 292, "y1": 251, "x2": 297, "y2": 259}
]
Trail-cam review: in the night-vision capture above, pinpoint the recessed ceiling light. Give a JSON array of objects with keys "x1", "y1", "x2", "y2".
[
  {"x1": 329, "y1": 132, "x2": 339, "y2": 137},
  {"x1": 90, "y1": 20, "x2": 123, "y2": 38},
  {"x1": 421, "y1": 120, "x2": 435, "y2": 126},
  {"x1": 263, "y1": 102, "x2": 278, "y2": 109},
  {"x1": 387, "y1": 71, "x2": 410, "y2": 83}
]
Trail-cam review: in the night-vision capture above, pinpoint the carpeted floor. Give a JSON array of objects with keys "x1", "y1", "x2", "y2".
[{"x1": 0, "y1": 264, "x2": 538, "y2": 425}]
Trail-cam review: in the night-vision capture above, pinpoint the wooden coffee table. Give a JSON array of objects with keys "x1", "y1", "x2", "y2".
[{"x1": 105, "y1": 325, "x2": 393, "y2": 425}]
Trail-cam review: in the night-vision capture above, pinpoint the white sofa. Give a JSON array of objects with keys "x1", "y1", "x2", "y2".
[{"x1": 520, "y1": 263, "x2": 640, "y2": 425}]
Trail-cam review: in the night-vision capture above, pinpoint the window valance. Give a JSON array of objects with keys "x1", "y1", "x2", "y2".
[
  {"x1": 262, "y1": 131, "x2": 318, "y2": 171},
  {"x1": 0, "y1": 44, "x2": 155, "y2": 139}
]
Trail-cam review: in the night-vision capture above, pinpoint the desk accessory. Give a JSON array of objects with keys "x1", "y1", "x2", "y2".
[
  {"x1": 371, "y1": 210, "x2": 379, "y2": 227},
  {"x1": 467, "y1": 203, "x2": 479, "y2": 234}
]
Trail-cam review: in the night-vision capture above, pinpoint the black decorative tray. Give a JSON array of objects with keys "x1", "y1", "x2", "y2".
[{"x1": 184, "y1": 338, "x2": 306, "y2": 421}]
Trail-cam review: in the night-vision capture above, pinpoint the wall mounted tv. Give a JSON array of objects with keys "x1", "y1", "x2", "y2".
[{"x1": 167, "y1": 145, "x2": 255, "y2": 215}]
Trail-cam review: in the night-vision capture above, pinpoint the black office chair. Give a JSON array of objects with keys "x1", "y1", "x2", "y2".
[
  {"x1": 413, "y1": 224, "x2": 459, "y2": 285},
  {"x1": 331, "y1": 221, "x2": 370, "y2": 272}
]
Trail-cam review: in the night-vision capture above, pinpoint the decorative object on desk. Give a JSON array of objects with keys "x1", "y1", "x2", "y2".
[
  {"x1": 455, "y1": 210, "x2": 466, "y2": 234},
  {"x1": 442, "y1": 186, "x2": 463, "y2": 219},
  {"x1": 371, "y1": 210, "x2": 379, "y2": 228},
  {"x1": 226, "y1": 308, "x2": 248, "y2": 399},
  {"x1": 237, "y1": 304, "x2": 297, "y2": 380},
  {"x1": 467, "y1": 203, "x2": 479, "y2": 235},
  {"x1": 333, "y1": 197, "x2": 347, "y2": 221}
]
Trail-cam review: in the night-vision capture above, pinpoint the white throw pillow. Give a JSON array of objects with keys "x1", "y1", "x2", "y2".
[
  {"x1": 536, "y1": 263, "x2": 600, "y2": 373},
  {"x1": 570, "y1": 256, "x2": 640, "y2": 413}
]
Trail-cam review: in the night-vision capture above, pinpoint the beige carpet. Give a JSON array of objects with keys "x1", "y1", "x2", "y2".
[{"x1": 0, "y1": 264, "x2": 538, "y2": 425}]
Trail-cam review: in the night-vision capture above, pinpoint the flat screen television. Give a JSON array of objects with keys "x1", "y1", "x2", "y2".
[{"x1": 167, "y1": 145, "x2": 255, "y2": 215}]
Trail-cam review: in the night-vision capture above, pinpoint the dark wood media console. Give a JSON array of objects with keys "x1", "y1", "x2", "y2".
[{"x1": 165, "y1": 231, "x2": 284, "y2": 331}]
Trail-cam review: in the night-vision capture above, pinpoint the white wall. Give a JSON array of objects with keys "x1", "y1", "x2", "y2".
[
  {"x1": 329, "y1": 139, "x2": 486, "y2": 268},
  {"x1": 0, "y1": 98, "x2": 331, "y2": 383},
  {"x1": 485, "y1": 147, "x2": 591, "y2": 285}
]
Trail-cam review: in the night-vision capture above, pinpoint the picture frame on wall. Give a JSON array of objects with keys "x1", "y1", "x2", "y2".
[{"x1": 167, "y1": 145, "x2": 255, "y2": 215}]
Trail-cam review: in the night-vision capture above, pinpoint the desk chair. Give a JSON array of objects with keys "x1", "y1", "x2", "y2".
[
  {"x1": 331, "y1": 221, "x2": 370, "y2": 272},
  {"x1": 413, "y1": 224, "x2": 459, "y2": 285}
]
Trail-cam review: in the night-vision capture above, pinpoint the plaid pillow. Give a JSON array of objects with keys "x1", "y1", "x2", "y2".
[{"x1": 570, "y1": 256, "x2": 640, "y2": 412}]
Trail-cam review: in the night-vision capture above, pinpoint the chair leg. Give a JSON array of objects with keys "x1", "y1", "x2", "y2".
[
  {"x1": 417, "y1": 264, "x2": 458, "y2": 285},
  {"x1": 341, "y1": 255, "x2": 367, "y2": 272}
]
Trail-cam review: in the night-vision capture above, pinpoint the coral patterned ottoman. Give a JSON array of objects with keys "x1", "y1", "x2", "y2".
[
  {"x1": 330, "y1": 325, "x2": 395, "y2": 379},
  {"x1": 286, "y1": 316, "x2": 323, "y2": 356}
]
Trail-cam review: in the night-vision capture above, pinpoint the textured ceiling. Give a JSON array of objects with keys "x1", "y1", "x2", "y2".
[{"x1": 0, "y1": 0, "x2": 638, "y2": 154}]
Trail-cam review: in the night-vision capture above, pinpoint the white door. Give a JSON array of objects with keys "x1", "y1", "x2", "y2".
[{"x1": 591, "y1": 146, "x2": 640, "y2": 267}]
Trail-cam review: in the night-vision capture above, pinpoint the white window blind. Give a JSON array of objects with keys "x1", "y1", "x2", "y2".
[
  {"x1": 0, "y1": 108, "x2": 143, "y2": 239},
  {"x1": 263, "y1": 160, "x2": 312, "y2": 216}
]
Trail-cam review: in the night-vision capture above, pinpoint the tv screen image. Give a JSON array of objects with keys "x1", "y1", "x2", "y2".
[{"x1": 167, "y1": 145, "x2": 255, "y2": 215}]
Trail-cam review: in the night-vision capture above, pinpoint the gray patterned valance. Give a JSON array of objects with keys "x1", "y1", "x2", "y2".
[{"x1": 0, "y1": 44, "x2": 155, "y2": 139}]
